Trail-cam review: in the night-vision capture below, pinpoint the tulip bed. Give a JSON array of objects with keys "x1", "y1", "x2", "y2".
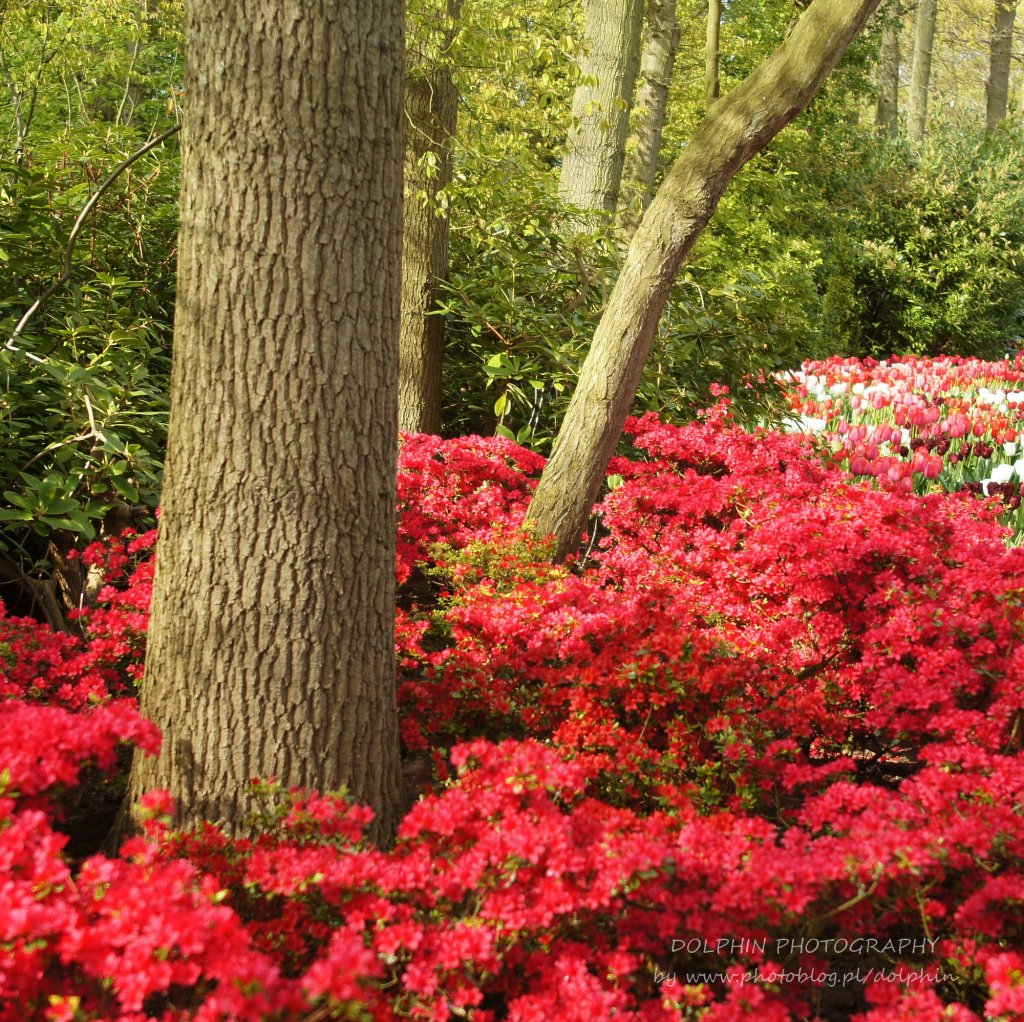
[
  {"x1": 784, "y1": 354, "x2": 1024, "y2": 537},
  {"x1": 2, "y1": 376, "x2": 1024, "y2": 1021}
]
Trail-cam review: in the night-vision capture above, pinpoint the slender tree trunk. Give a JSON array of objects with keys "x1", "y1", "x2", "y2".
[
  {"x1": 908, "y1": 0, "x2": 938, "y2": 140},
  {"x1": 619, "y1": 0, "x2": 679, "y2": 238},
  {"x1": 559, "y1": 0, "x2": 645, "y2": 217},
  {"x1": 399, "y1": 0, "x2": 461, "y2": 435},
  {"x1": 875, "y1": 0, "x2": 901, "y2": 136},
  {"x1": 129, "y1": 0, "x2": 406, "y2": 843},
  {"x1": 527, "y1": 0, "x2": 883, "y2": 561},
  {"x1": 706, "y1": 0, "x2": 722, "y2": 108},
  {"x1": 986, "y1": 0, "x2": 1018, "y2": 130}
]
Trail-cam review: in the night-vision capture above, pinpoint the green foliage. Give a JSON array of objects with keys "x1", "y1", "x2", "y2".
[
  {"x1": 0, "y1": 1, "x2": 180, "y2": 588},
  {"x1": 645, "y1": 153, "x2": 834, "y2": 425},
  {"x1": 438, "y1": 0, "x2": 591, "y2": 447},
  {"x1": 815, "y1": 128, "x2": 1024, "y2": 359},
  {"x1": 437, "y1": 0, "x2": 901, "y2": 443},
  {"x1": 441, "y1": 178, "x2": 618, "y2": 446},
  {"x1": 820, "y1": 231, "x2": 862, "y2": 357}
]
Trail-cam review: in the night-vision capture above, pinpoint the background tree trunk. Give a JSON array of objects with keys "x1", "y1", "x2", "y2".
[
  {"x1": 527, "y1": 0, "x2": 883, "y2": 561},
  {"x1": 986, "y1": 0, "x2": 1018, "y2": 130},
  {"x1": 908, "y1": 0, "x2": 938, "y2": 140},
  {"x1": 706, "y1": 0, "x2": 722, "y2": 108},
  {"x1": 130, "y1": 0, "x2": 405, "y2": 843},
  {"x1": 399, "y1": 0, "x2": 461, "y2": 435},
  {"x1": 619, "y1": 0, "x2": 679, "y2": 238},
  {"x1": 558, "y1": 0, "x2": 645, "y2": 217},
  {"x1": 875, "y1": 0, "x2": 901, "y2": 136}
]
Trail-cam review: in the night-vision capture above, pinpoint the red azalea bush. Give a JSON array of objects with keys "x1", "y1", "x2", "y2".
[
  {"x1": 2, "y1": 408, "x2": 1024, "y2": 1020},
  {"x1": 0, "y1": 528, "x2": 155, "y2": 709}
]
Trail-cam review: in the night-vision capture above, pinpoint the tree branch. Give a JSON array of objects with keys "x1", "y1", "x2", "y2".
[{"x1": 4, "y1": 123, "x2": 181, "y2": 364}]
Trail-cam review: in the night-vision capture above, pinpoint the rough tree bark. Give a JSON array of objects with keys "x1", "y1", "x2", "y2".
[
  {"x1": 129, "y1": 0, "x2": 406, "y2": 843},
  {"x1": 559, "y1": 0, "x2": 645, "y2": 216},
  {"x1": 908, "y1": 0, "x2": 938, "y2": 140},
  {"x1": 986, "y1": 0, "x2": 1018, "y2": 130},
  {"x1": 875, "y1": 0, "x2": 901, "y2": 136},
  {"x1": 619, "y1": 0, "x2": 679, "y2": 238},
  {"x1": 527, "y1": 0, "x2": 883, "y2": 561},
  {"x1": 399, "y1": 0, "x2": 461, "y2": 434},
  {"x1": 706, "y1": 0, "x2": 722, "y2": 108}
]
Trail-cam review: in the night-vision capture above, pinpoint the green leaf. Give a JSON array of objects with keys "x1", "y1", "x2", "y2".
[
  {"x1": 38, "y1": 475, "x2": 60, "y2": 506},
  {"x1": 44, "y1": 498, "x2": 78, "y2": 515},
  {"x1": 2, "y1": 491, "x2": 33, "y2": 510},
  {"x1": 64, "y1": 509, "x2": 96, "y2": 539},
  {"x1": 40, "y1": 516, "x2": 88, "y2": 534},
  {"x1": 111, "y1": 476, "x2": 139, "y2": 502}
]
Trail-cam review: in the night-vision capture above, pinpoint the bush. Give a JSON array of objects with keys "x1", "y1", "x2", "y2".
[
  {"x1": 814, "y1": 128, "x2": 1024, "y2": 359},
  {"x1": 0, "y1": 1, "x2": 180, "y2": 620},
  {"x1": 2, "y1": 412, "x2": 1024, "y2": 1019}
]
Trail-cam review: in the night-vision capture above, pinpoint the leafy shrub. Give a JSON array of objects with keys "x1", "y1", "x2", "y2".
[
  {"x1": 0, "y1": 140, "x2": 175, "y2": 623},
  {"x1": 440, "y1": 176, "x2": 618, "y2": 447},
  {"x1": 813, "y1": 129, "x2": 1024, "y2": 359},
  {"x1": 0, "y1": 1, "x2": 180, "y2": 619}
]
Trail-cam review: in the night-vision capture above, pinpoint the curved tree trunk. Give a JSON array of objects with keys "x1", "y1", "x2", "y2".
[
  {"x1": 619, "y1": 0, "x2": 679, "y2": 239},
  {"x1": 986, "y1": 0, "x2": 1018, "y2": 131},
  {"x1": 399, "y1": 0, "x2": 461, "y2": 435},
  {"x1": 527, "y1": 0, "x2": 883, "y2": 561},
  {"x1": 706, "y1": 0, "x2": 722, "y2": 108},
  {"x1": 129, "y1": 0, "x2": 405, "y2": 844},
  {"x1": 559, "y1": 0, "x2": 645, "y2": 217},
  {"x1": 908, "y1": 0, "x2": 938, "y2": 140},
  {"x1": 875, "y1": 0, "x2": 901, "y2": 136}
]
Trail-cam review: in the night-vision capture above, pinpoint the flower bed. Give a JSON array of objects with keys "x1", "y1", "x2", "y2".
[
  {"x1": 1, "y1": 393, "x2": 1023, "y2": 1020},
  {"x1": 784, "y1": 355, "x2": 1024, "y2": 534}
]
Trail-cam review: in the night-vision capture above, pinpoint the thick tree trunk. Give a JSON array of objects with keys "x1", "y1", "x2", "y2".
[
  {"x1": 559, "y1": 0, "x2": 645, "y2": 216},
  {"x1": 399, "y1": 0, "x2": 460, "y2": 435},
  {"x1": 875, "y1": 0, "x2": 901, "y2": 136},
  {"x1": 706, "y1": 0, "x2": 722, "y2": 108},
  {"x1": 908, "y1": 0, "x2": 938, "y2": 140},
  {"x1": 986, "y1": 0, "x2": 1018, "y2": 130},
  {"x1": 527, "y1": 0, "x2": 883, "y2": 561},
  {"x1": 129, "y1": 0, "x2": 406, "y2": 843},
  {"x1": 619, "y1": 0, "x2": 679, "y2": 238}
]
